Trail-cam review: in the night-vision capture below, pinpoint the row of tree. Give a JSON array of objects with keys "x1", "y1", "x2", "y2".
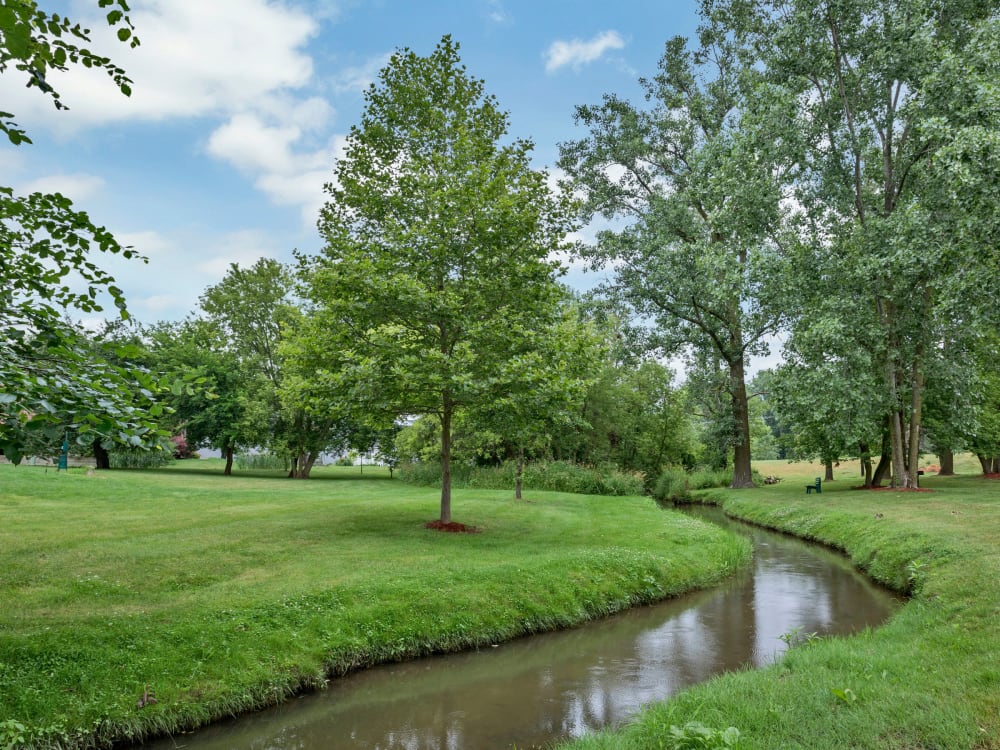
[
  {"x1": 3, "y1": 3, "x2": 999, "y2": 526},
  {"x1": 92, "y1": 263, "x2": 712, "y2": 485},
  {"x1": 559, "y1": 0, "x2": 1000, "y2": 488}
]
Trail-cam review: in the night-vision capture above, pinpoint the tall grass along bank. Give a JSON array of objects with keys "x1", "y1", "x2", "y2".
[
  {"x1": 558, "y1": 464, "x2": 1000, "y2": 750},
  {"x1": 0, "y1": 464, "x2": 749, "y2": 749}
]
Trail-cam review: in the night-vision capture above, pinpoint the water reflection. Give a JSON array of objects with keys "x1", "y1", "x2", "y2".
[{"x1": 140, "y1": 507, "x2": 901, "y2": 750}]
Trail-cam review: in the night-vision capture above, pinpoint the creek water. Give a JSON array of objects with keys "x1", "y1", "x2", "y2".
[{"x1": 140, "y1": 506, "x2": 902, "y2": 750}]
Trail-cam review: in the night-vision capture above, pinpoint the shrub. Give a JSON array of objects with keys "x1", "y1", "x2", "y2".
[
  {"x1": 653, "y1": 467, "x2": 692, "y2": 502},
  {"x1": 398, "y1": 460, "x2": 644, "y2": 497},
  {"x1": 688, "y1": 467, "x2": 734, "y2": 490},
  {"x1": 235, "y1": 453, "x2": 288, "y2": 471},
  {"x1": 109, "y1": 448, "x2": 173, "y2": 469},
  {"x1": 397, "y1": 461, "x2": 454, "y2": 487},
  {"x1": 169, "y1": 434, "x2": 197, "y2": 459},
  {"x1": 653, "y1": 466, "x2": 765, "y2": 502}
]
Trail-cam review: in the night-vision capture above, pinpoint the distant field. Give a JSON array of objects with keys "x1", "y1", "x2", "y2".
[{"x1": 752, "y1": 452, "x2": 983, "y2": 482}]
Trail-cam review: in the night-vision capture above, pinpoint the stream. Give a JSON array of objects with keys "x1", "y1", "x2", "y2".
[{"x1": 140, "y1": 506, "x2": 902, "y2": 750}]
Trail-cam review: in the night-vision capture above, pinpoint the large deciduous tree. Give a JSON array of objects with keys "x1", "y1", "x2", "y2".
[
  {"x1": 702, "y1": 0, "x2": 997, "y2": 487},
  {"x1": 559, "y1": 33, "x2": 789, "y2": 488},
  {"x1": 465, "y1": 301, "x2": 604, "y2": 499},
  {"x1": 303, "y1": 36, "x2": 575, "y2": 523},
  {"x1": 144, "y1": 319, "x2": 254, "y2": 477},
  {"x1": 196, "y1": 258, "x2": 334, "y2": 477}
]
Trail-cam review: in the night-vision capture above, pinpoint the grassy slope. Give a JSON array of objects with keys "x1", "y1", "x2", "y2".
[
  {"x1": 0, "y1": 463, "x2": 749, "y2": 749},
  {"x1": 560, "y1": 456, "x2": 1000, "y2": 750}
]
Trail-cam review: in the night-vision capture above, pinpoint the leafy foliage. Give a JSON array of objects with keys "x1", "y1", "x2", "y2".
[
  {"x1": 699, "y1": 0, "x2": 999, "y2": 487},
  {"x1": 559, "y1": 30, "x2": 789, "y2": 487},
  {"x1": 0, "y1": 0, "x2": 138, "y2": 145},
  {"x1": 305, "y1": 36, "x2": 576, "y2": 520},
  {"x1": 0, "y1": 323, "x2": 167, "y2": 464},
  {"x1": 0, "y1": 2, "x2": 159, "y2": 463}
]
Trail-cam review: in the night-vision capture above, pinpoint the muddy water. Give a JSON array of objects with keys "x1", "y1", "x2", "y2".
[{"x1": 140, "y1": 507, "x2": 901, "y2": 750}]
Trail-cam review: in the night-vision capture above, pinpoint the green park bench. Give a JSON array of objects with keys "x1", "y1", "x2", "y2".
[{"x1": 805, "y1": 477, "x2": 822, "y2": 494}]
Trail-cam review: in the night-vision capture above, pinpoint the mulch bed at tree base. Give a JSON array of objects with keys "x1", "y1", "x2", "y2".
[
  {"x1": 985, "y1": 473, "x2": 1000, "y2": 480},
  {"x1": 424, "y1": 520, "x2": 481, "y2": 533}
]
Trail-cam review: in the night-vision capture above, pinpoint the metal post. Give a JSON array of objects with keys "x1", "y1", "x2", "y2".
[{"x1": 57, "y1": 433, "x2": 69, "y2": 471}]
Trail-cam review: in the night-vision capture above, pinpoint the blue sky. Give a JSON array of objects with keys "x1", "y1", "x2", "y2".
[{"x1": 3, "y1": 1, "x2": 702, "y2": 325}]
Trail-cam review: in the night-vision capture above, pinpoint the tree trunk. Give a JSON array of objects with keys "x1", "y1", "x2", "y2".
[
  {"x1": 907, "y1": 334, "x2": 927, "y2": 488},
  {"x1": 977, "y1": 454, "x2": 991, "y2": 474},
  {"x1": 888, "y1": 409, "x2": 909, "y2": 487},
  {"x1": 729, "y1": 358, "x2": 754, "y2": 488},
  {"x1": 92, "y1": 439, "x2": 110, "y2": 470},
  {"x1": 873, "y1": 451, "x2": 892, "y2": 487},
  {"x1": 872, "y1": 427, "x2": 892, "y2": 487},
  {"x1": 937, "y1": 448, "x2": 954, "y2": 476},
  {"x1": 439, "y1": 401, "x2": 453, "y2": 524},
  {"x1": 515, "y1": 445, "x2": 524, "y2": 500},
  {"x1": 859, "y1": 441, "x2": 873, "y2": 488},
  {"x1": 824, "y1": 459, "x2": 834, "y2": 482},
  {"x1": 880, "y1": 299, "x2": 911, "y2": 488},
  {"x1": 223, "y1": 442, "x2": 234, "y2": 476},
  {"x1": 293, "y1": 451, "x2": 318, "y2": 479},
  {"x1": 993, "y1": 457, "x2": 1000, "y2": 474}
]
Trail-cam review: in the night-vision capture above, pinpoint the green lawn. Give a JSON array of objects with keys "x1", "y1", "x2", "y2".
[
  {"x1": 0, "y1": 463, "x2": 748, "y2": 749},
  {"x1": 559, "y1": 460, "x2": 1000, "y2": 750}
]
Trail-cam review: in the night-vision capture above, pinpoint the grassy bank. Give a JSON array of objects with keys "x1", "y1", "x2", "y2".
[
  {"x1": 559, "y1": 459, "x2": 1000, "y2": 750},
  {"x1": 0, "y1": 464, "x2": 749, "y2": 749}
]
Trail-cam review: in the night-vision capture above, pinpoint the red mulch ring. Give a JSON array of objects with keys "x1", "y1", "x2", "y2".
[
  {"x1": 850, "y1": 485, "x2": 934, "y2": 492},
  {"x1": 985, "y1": 473, "x2": 1000, "y2": 480},
  {"x1": 424, "y1": 520, "x2": 481, "y2": 533}
]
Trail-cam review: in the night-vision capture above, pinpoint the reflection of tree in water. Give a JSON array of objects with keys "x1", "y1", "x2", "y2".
[{"x1": 139, "y1": 511, "x2": 899, "y2": 750}]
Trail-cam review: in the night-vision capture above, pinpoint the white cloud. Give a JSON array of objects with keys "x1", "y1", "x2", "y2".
[
  {"x1": 194, "y1": 229, "x2": 285, "y2": 278},
  {"x1": 207, "y1": 111, "x2": 347, "y2": 225},
  {"x1": 114, "y1": 230, "x2": 175, "y2": 261},
  {"x1": 0, "y1": 150, "x2": 25, "y2": 177},
  {"x1": 19, "y1": 173, "x2": 105, "y2": 201},
  {"x1": 85, "y1": 227, "x2": 296, "y2": 322},
  {"x1": 256, "y1": 168, "x2": 330, "y2": 216},
  {"x1": 544, "y1": 30, "x2": 626, "y2": 73},
  {"x1": 486, "y1": 1, "x2": 511, "y2": 24},
  {"x1": 331, "y1": 53, "x2": 392, "y2": 94},
  {"x1": 18, "y1": 0, "x2": 347, "y2": 229},
  {"x1": 207, "y1": 114, "x2": 305, "y2": 175},
  {"x1": 0, "y1": 0, "x2": 319, "y2": 131},
  {"x1": 132, "y1": 294, "x2": 187, "y2": 315},
  {"x1": 0, "y1": 1, "x2": 346, "y2": 233}
]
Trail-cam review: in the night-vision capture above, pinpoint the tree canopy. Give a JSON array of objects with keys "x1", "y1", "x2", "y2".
[
  {"x1": 559, "y1": 31, "x2": 789, "y2": 487},
  {"x1": 302, "y1": 36, "x2": 578, "y2": 521}
]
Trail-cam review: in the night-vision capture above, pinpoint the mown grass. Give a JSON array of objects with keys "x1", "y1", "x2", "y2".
[
  {"x1": 558, "y1": 457, "x2": 1000, "y2": 750},
  {"x1": 0, "y1": 463, "x2": 749, "y2": 749}
]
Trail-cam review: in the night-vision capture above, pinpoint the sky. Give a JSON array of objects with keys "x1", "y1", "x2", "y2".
[{"x1": 3, "y1": 0, "x2": 704, "y2": 326}]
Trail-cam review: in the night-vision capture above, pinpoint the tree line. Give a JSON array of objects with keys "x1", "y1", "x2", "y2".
[{"x1": 2, "y1": 3, "x2": 998, "y2": 524}]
